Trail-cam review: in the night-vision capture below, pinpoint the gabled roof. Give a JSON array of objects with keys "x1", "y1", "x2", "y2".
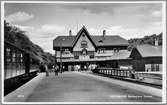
[
  {"x1": 53, "y1": 26, "x2": 129, "y2": 49},
  {"x1": 91, "y1": 35, "x2": 129, "y2": 47},
  {"x1": 72, "y1": 26, "x2": 96, "y2": 48},
  {"x1": 53, "y1": 36, "x2": 75, "y2": 47},
  {"x1": 135, "y1": 44, "x2": 162, "y2": 57},
  {"x1": 107, "y1": 50, "x2": 131, "y2": 60}
]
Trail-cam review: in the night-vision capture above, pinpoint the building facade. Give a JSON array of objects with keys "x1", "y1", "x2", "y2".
[
  {"x1": 53, "y1": 26, "x2": 162, "y2": 73},
  {"x1": 53, "y1": 26, "x2": 129, "y2": 70}
]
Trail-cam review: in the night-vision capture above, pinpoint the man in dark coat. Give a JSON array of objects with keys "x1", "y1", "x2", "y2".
[{"x1": 54, "y1": 65, "x2": 59, "y2": 76}]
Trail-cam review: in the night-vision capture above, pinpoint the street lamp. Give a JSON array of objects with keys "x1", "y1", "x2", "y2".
[{"x1": 60, "y1": 38, "x2": 65, "y2": 73}]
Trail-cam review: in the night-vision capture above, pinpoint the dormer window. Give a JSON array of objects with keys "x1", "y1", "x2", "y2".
[
  {"x1": 64, "y1": 49, "x2": 70, "y2": 54},
  {"x1": 98, "y1": 48, "x2": 105, "y2": 53},
  {"x1": 98, "y1": 40, "x2": 103, "y2": 43},
  {"x1": 81, "y1": 40, "x2": 87, "y2": 48}
]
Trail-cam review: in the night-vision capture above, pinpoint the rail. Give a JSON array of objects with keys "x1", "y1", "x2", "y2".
[
  {"x1": 92, "y1": 67, "x2": 162, "y2": 86},
  {"x1": 92, "y1": 67, "x2": 134, "y2": 78}
]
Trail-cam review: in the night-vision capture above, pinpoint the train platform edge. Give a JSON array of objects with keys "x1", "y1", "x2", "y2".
[{"x1": 4, "y1": 73, "x2": 46, "y2": 102}]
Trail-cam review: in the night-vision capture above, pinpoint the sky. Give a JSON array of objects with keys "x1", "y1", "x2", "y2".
[{"x1": 4, "y1": 2, "x2": 163, "y2": 54}]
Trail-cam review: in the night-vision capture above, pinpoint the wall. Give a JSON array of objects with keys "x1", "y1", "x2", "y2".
[{"x1": 132, "y1": 57, "x2": 162, "y2": 72}]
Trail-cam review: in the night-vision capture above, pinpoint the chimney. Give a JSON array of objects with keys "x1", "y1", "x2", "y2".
[
  {"x1": 103, "y1": 30, "x2": 106, "y2": 38},
  {"x1": 69, "y1": 30, "x2": 72, "y2": 36},
  {"x1": 155, "y1": 38, "x2": 159, "y2": 46}
]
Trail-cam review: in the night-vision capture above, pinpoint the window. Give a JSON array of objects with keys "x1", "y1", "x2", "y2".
[
  {"x1": 98, "y1": 40, "x2": 103, "y2": 43},
  {"x1": 98, "y1": 48, "x2": 105, "y2": 54},
  {"x1": 6, "y1": 48, "x2": 11, "y2": 57},
  {"x1": 74, "y1": 51, "x2": 80, "y2": 56},
  {"x1": 63, "y1": 49, "x2": 70, "y2": 54},
  {"x1": 90, "y1": 55, "x2": 94, "y2": 59},
  {"x1": 81, "y1": 40, "x2": 87, "y2": 48},
  {"x1": 145, "y1": 64, "x2": 161, "y2": 72},
  {"x1": 12, "y1": 52, "x2": 16, "y2": 62},
  {"x1": 74, "y1": 56, "x2": 79, "y2": 59},
  {"x1": 82, "y1": 34, "x2": 85, "y2": 37},
  {"x1": 82, "y1": 49, "x2": 87, "y2": 55},
  {"x1": 6, "y1": 48, "x2": 11, "y2": 62},
  {"x1": 20, "y1": 53, "x2": 23, "y2": 62}
]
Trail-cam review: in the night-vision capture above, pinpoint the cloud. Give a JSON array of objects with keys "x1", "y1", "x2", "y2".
[
  {"x1": 31, "y1": 37, "x2": 55, "y2": 54},
  {"x1": 36, "y1": 24, "x2": 66, "y2": 36},
  {"x1": 60, "y1": 3, "x2": 162, "y2": 16},
  {"x1": 14, "y1": 24, "x2": 66, "y2": 38},
  {"x1": 5, "y1": 11, "x2": 34, "y2": 22},
  {"x1": 152, "y1": 10, "x2": 162, "y2": 17},
  {"x1": 13, "y1": 24, "x2": 66, "y2": 54},
  {"x1": 88, "y1": 26, "x2": 122, "y2": 35},
  {"x1": 87, "y1": 24, "x2": 162, "y2": 39},
  {"x1": 13, "y1": 24, "x2": 34, "y2": 31}
]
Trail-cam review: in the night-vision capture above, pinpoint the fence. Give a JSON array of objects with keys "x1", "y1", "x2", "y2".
[
  {"x1": 92, "y1": 67, "x2": 134, "y2": 78},
  {"x1": 92, "y1": 67, "x2": 162, "y2": 86}
]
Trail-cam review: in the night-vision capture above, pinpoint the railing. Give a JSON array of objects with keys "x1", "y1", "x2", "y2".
[
  {"x1": 92, "y1": 67, "x2": 162, "y2": 86},
  {"x1": 92, "y1": 67, "x2": 134, "y2": 78}
]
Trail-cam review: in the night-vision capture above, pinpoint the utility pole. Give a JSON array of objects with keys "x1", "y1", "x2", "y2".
[
  {"x1": 60, "y1": 38, "x2": 65, "y2": 73},
  {"x1": 60, "y1": 42, "x2": 62, "y2": 73}
]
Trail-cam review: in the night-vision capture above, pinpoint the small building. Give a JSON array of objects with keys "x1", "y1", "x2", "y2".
[{"x1": 129, "y1": 44, "x2": 162, "y2": 72}]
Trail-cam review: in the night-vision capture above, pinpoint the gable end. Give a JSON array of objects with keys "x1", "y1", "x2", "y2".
[{"x1": 72, "y1": 26, "x2": 96, "y2": 49}]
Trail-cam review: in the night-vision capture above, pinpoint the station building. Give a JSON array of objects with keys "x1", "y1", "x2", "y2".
[{"x1": 53, "y1": 26, "x2": 129, "y2": 70}]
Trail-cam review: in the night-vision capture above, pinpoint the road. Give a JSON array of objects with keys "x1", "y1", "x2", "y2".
[{"x1": 24, "y1": 71, "x2": 161, "y2": 102}]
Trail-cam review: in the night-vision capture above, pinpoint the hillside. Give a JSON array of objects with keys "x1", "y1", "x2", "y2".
[
  {"x1": 4, "y1": 21, "x2": 54, "y2": 65},
  {"x1": 128, "y1": 33, "x2": 162, "y2": 50}
]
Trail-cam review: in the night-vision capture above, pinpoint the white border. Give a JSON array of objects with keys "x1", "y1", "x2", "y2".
[
  {"x1": 1, "y1": 1, "x2": 166, "y2": 104},
  {"x1": 0, "y1": 1, "x2": 165, "y2": 3},
  {"x1": 1, "y1": 1, "x2": 4, "y2": 105},
  {"x1": 162, "y1": 2, "x2": 166, "y2": 104}
]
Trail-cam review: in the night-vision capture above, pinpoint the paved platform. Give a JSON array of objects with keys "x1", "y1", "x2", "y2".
[
  {"x1": 76, "y1": 71, "x2": 162, "y2": 97},
  {"x1": 4, "y1": 71, "x2": 162, "y2": 103}
]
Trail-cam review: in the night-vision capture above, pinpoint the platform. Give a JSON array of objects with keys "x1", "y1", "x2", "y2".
[{"x1": 4, "y1": 71, "x2": 162, "y2": 103}]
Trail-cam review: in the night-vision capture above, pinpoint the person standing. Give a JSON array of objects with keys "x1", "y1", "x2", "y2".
[
  {"x1": 54, "y1": 65, "x2": 59, "y2": 76},
  {"x1": 45, "y1": 63, "x2": 49, "y2": 76}
]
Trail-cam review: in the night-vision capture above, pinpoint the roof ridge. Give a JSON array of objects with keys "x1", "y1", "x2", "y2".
[{"x1": 91, "y1": 35, "x2": 120, "y2": 36}]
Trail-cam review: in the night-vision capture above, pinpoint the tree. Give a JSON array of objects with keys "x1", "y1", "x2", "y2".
[{"x1": 4, "y1": 20, "x2": 54, "y2": 64}]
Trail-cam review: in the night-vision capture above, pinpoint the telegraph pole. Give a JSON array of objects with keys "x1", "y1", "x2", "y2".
[
  {"x1": 60, "y1": 38, "x2": 65, "y2": 73},
  {"x1": 60, "y1": 42, "x2": 62, "y2": 73}
]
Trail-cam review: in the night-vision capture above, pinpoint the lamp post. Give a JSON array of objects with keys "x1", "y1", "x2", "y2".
[
  {"x1": 60, "y1": 42, "x2": 62, "y2": 73},
  {"x1": 60, "y1": 38, "x2": 65, "y2": 73}
]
